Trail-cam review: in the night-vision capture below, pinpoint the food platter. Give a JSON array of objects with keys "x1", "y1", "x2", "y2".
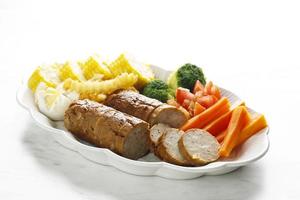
[{"x1": 17, "y1": 65, "x2": 269, "y2": 179}]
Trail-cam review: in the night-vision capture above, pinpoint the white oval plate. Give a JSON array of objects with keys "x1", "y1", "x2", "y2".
[{"x1": 17, "y1": 65, "x2": 269, "y2": 179}]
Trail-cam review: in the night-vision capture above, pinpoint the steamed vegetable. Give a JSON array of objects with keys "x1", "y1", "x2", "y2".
[
  {"x1": 216, "y1": 130, "x2": 227, "y2": 143},
  {"x1": 204, "y1": 101, "x2": 245, "y2": 136},
  {"x1": 28, "y1": 66, "x2": 59, "y2": 92},
  {"x1": 59, "y1": 62, "x2": 84, "y2": 81},
  {"x1": 219, "y1": 106, "x2": 251, "y2": 157},
  {"x1": 142, "y1": 80, "x2": 172, "y2": 103},
  {"x1": 108, "y1": 53, "x2": 154, "y2": 89},
  {"x1": 236, "y1": 114, "x2": 267, "y2": 146},
  {"x1": 181, "y1": 97, "x2": 230, "y2": 131},
  {"x1": 80, "y1": 56, "x2": 113, "y2": 80},
  {"x1": 214, "y1": 108, "x2": 267, "y2": 156},
  {"x1": 204, "y1": 110, "x2": 233, "y2": 136},
  {"x1": 168, "y1": 63, "x2": 206, "y2": 92}
]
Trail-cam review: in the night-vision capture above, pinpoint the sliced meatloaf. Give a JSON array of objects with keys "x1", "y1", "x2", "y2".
[
  {"x1": 178, "y1": 129, "x2": 220, "y2": 166},
  {"x1": 149, "y1": 123, "x2": 170, "y2": 152},
  {"x1": 156, "y1": 128, "x2": 190, "y2": 166}
]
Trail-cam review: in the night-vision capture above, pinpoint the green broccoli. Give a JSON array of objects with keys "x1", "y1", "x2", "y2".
[
  {"x1": 142, "y1": 79, "x2": 172, "y2": 103},
  {"x1": 167, "y1": 63, "x2": 206, "y2": 92}
]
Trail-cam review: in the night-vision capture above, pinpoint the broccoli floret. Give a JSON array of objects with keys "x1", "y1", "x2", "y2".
[
  {"x1": 142, "y1": 79, "x2": 172, "y2": 102},
  {"x1": 168, "y1": 63, "x2": 206, "y2": 92}
]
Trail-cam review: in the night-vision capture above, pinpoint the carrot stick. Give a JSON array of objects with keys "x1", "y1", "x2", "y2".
[
  {"x1": 230, "y1": 101, "x2": 245, "y2": 109},
  {"x1": 216, "y1": 130, "x2": 227, "y2": 143},
  {"x1": 204, "y1": 101, "x2": 245, "y2": 136},
  {"x1": 219, "y1": 106, "x2": 251, "y2": 157},
  {"x1": 181, "y1": 97, "x2": 230, "y2": 131},
  {"x1": 204, "y1": 111, "x2": 232, "y2": 136},
  {"x1": 236, "y1": 114, "x2": 267, "y2": 147}
]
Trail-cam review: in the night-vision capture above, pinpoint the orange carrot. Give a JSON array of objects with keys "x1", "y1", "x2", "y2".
[
  {"x1": 194, "y1": 102, "x2": 206, "y2": 115},
  {"x1": 216, "y1": 130, "x2": 227, "y2": 143},
  {"x1": 204, "y1": 101, "x2": 246, "y2": 136},
  {"x1": 236, "y1": 114, "x2": 267, "y2": 147},
  {"x1": 219, "y1": 106, "x2": 251, "y2": 157},
  {"x1": 230, "y1": 101, "x2": 245, "y2": 109},
  {"x1": 204, "y1": 110, "x2": 232, "y2": 136},
  {"x1": 181, "y1": 97, "x2": 230, "y2": 131}
]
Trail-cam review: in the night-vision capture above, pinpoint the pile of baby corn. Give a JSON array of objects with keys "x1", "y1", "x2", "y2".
[{"x1": 28, "y1": 54, "x2": 154, "y2": 102}]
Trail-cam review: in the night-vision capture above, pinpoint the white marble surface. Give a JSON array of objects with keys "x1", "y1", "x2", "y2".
[{"x1": 1, "y1": 0, "x2": 300, "y2": 199}]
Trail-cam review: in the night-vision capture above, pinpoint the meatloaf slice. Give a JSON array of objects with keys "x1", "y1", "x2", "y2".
[
  {"x1": 64, "y1": 99, "x2": 150, "y2": 160},
  {"x1": 156, "y1": 128, "x2": 190, "y2": 166},
  {"x1": 149, "y1": 123, "x2": 170, "y2": 152},
  {"x1": 178, "y1": 129, "x2": 220, "y2": 166},
  {"x1": 149, "y1": 104, "x2": 188, "y2": 128}
]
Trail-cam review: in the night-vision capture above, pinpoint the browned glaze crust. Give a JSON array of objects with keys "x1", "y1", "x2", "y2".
[{"x1": 64, "y1": 99, "x2": 150, "y2": 160}]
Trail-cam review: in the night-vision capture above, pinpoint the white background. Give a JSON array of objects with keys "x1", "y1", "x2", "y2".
[{"x1": 1, "y1": 0, "x2": 300, "y2": 199}]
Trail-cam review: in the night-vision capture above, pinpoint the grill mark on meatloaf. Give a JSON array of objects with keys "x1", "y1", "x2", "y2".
[
  {"x1": 105, "y1": 90, "x2": 187, "y2": 128},
  {"x1": 92, "y1": 103, "x2": 146, "y2": 137},
  {"x1": 65, "y1": 100, "x2": 150, "y2": 159},
  {"x1": 114, "y1": 90, "x2": 162, "y2": 107},
  {"x1": 89, "y1": 105, "x2": 140, "y2": 140},
  {"x1": 109, "y1": 112, "x2": 131, "y2": 137},
  {"x1": 105, "y1": 90, "x2": 163, "y2": 122},
  {"x1": 94, "y1": 116, "x2": 116, "y2": 149},
  {"x1": 67, "y1": 100, "x2": 139, "y2": 136}
]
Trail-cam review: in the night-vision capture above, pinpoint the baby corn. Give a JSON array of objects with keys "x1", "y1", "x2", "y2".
[
  {"x1": 58, "y1": 62, "x2": 82, "y2": 81},
  {"x1": 108, "y1": 53, "x2": 154, "y2": 89},
  {"x1": 28, "y1": 67, "x2": 56, "y2": 92},
  {"x1": 80, "y1": 56, "x2": 112, "y2": 80}
]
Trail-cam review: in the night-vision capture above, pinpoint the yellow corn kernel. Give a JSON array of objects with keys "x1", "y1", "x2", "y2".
[
  {"x1": 59, "y1": 62, "x2": 81, "y2": 81},
  {"x1": 28, "y1": 67, "x2": 56, "y2": 92},
  {"x1": 108, "y1": 53, "x2": 154, "y2": 89},
  {"x1": 80, "y1": 56, "x2": 112, "y2": 80}
]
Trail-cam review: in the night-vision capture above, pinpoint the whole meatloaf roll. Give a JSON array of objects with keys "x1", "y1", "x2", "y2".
[
  {"x1": 105, "y1": 90, "x2": 162, "y2": 122},
  {"x1": 105, "y1": 90, "x2": 188, "y2": 128},
  {"x1": 64, "y1": 99, "x2": 150, "y2": 160}
]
